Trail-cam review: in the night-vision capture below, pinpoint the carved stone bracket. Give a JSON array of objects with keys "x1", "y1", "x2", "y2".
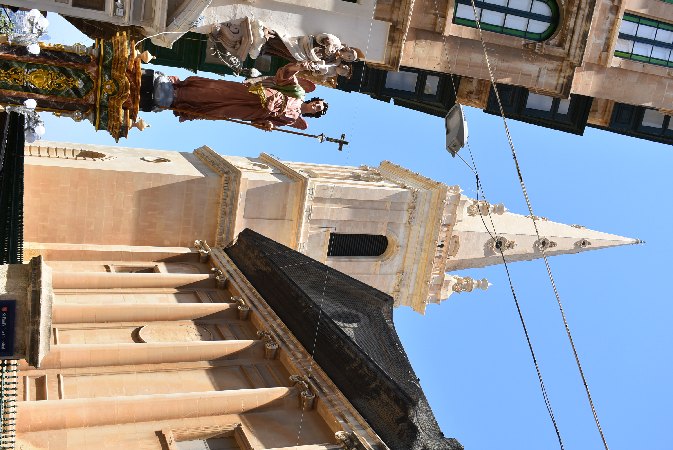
[
  {"x1": 406, "y1": 190, "x2": 419, "y2": 225},
  {"x1": 575, "y1": 239, "x2": 592, "y2": 248},
  {"x1": 289, "y1": 375, "x2": 315, "y2": 411},
  {"x1": 490, "y1": 236, "x2": 516, "y2": 253},
  {"x1": 467, "y1": 200, "x2": 506, "y2": 216},
  {"x1": 351, "y1": 166, "x2": 384, "y2": 182},
  {"x1": 534, "y1": 237, "x2": 557, "y2": 252},
  {"x1": 257, "y1": 330, "x2": 279, "y2": 359},
  {"x1": 231, "y1": 296, "x2": 250, "y2": 320},
  {"x1": 194, "y1": 239, "x2": 211, "y2": 263},
  {"x1": 211, "y1": 267, "x2": 227, "y2": 289},
  {"x1": 335, "y1": 431, "x2": 359, "y2": 450},
  {"x1": 450, "y1": 276, "x2": 490, "y2": 293},
  {"x1": 447, "y1": 235, "x2": 460, "y2": 257}
]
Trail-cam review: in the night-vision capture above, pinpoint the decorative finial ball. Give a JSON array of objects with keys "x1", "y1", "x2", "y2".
[
  {"x1": 34, "y1": 125, "x2": 46, "y2": 137},
  {"x1": 23, "y1": 99, "x2": 37, "y2": 109},
  {"x1": 27, "y1": 43, "x2": 41, "y2": 55}
]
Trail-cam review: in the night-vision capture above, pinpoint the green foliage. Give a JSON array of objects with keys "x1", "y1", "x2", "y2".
[{"x1": 0, "y1": 8, "x2": 14, "y2": 36}]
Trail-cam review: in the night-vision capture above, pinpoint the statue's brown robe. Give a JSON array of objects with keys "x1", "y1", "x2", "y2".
[{"x1": 171, "y1": 64, "x2": 308, "y2": 129}]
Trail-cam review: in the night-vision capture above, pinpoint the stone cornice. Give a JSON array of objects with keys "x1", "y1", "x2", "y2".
[
  {"x1": 370, "y1": 0, "x2": 416, "y2": 70},
  {"x1": 258, "y1": 153, "x2": 309, "y2": 248},
  {"x1": 258, "y1": 153, "x2": 307, "y2": 183},
  {"x1": 193, "y1": 146, "x2": 241, "y2": 247},
  {"x1": 28, "y1": 256, "x2": 53, "y2": 368},
  {"x1": 209, "y1": 248, "x2": 383, "y2": 448},
  {"x1": 409, "y1": 184, "x2": 450, "y2": 313},
  {"x1": 425, "y1": 189, "x2": 463, "y2": 308},
  {"x1": 378, "y1": 160, "x2": 445, "y2": 190},
  {"x1": 376, "y1": 161, "x2": 450, "y2": 313}
]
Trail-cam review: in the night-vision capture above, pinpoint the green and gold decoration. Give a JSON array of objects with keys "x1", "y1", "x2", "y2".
[{"x1": 0, "y1": 30, "x2": 145, "y2": 141}]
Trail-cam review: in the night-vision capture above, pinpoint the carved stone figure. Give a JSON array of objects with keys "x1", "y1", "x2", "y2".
[
  {"x1": 152, "y1": 62, "x2": 328, "y2": 130},
  {"x1": 209, "y1": 17, "x2": 364, "y2": 86}
]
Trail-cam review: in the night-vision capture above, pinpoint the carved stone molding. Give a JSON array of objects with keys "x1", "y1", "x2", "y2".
[
  {"x1": 231, "y1": 296, "x2": 250, "y2": 320},
  {"x1": 194, "y1": 239, "x2": 211, "y2": 263},
  {"x1": 211, "y1": 267, "x2": 226, "y2": 289},
  {"x1": 289, "y1": 375, "x2": 315, "y2": 411},
  {"x1": 467, "y1": 200, "x2": 506, "y2": 217},
  {"x1": 258, "y1": 153, "x2": 309, "y2": 249},
  {"x1": 335, "y1": 431, "x2": 359, "y2": 450},
  {"x1": 450, "y1": 276, "x2": 490, "y2": 293},
  {"x1": 160, "y1": 423, "x2": 254, "y2": 450},
  {"x1": 350, "y1": 169, "x2": 384, "y2": 182},
  {"x1": 378, "y1": 160, "x2": 445, "y2": 190},
  {"x1": 257, "y1": 330, "x2": 279, "y2": 359},
  {"x1": 447, "y1": 235, "x2": 460, "y2": 257},
  {"x1": 406, "y1": 189, "x2": 419, "y2": 225},
  {"x1": 534, "y1": 237, "x2": 557, "y2": 252},
  {"x1": 193, "y1": 146, "x2": 241, "y2": 247},
  {"x1": 490, "y1": 236, "x2": 516, "y2": 253},
  {"x1": 575, "y1": 239, "x2": 592, "y2": 248}
]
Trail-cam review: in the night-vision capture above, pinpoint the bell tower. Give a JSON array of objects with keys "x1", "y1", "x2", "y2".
[{"x1": 195, "y1": 147, "x2": 639, "y2": 313}]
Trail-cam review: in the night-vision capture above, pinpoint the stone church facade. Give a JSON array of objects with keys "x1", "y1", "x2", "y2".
[
  {"x1": 21, "y1": 141, "x2": 636, "y2": 314},
  {"x1": 8, "y1": 231, "x2": 462, "y2": 449}
]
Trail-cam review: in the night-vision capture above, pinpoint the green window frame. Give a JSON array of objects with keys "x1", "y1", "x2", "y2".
[
  {"x1": 452, "y1": 0, "x2": 559, "y2": 41},
  {"x1": 614, "y1": 13, "x2": 673, "y2": 67}
]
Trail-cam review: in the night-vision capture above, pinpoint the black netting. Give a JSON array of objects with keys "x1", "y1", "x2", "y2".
[
  {"x1": 226, "y1": 229, "x2": 462, "y2": 450},
  {"x1": 0, "y1": 112, "x2": 24, "y2": 264}
]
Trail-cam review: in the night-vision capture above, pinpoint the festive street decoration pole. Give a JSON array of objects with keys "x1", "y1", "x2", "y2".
[{"x1": 0, "y1": 10, "x2": 149, "y2": 142}]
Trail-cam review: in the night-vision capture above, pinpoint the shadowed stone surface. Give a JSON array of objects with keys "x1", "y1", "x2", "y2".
[{"x1": 226, "y1": 228, "x2": 463, "y2": 450}]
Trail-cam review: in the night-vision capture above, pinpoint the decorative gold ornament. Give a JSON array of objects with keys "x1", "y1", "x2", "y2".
[
  {"x1": 103, "y1": 79, "x2": 117, "y2": 95},
  {"x1": 0, "y1": 66, "x2": 80, "y2": 91}
]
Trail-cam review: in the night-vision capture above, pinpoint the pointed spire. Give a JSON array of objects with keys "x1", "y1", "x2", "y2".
[{"x1": 445, "y1": 197, "x2": 640, "y2": 272}]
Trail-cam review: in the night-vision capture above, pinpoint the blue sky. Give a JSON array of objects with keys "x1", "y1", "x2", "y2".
[{"x1": 44, "y1": 14, "x2": 673, "y2": 450}]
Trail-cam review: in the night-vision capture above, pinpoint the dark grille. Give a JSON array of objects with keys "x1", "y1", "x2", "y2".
[
  {"x1": 327, "y1": 233, "x2": 388, "y2": 257},
  {"x1": 226, "y1": 229, "x2": 462, "y2": 450},
  {"x1": 0, "y1": 112, "x2": 24, "y2": 264}
]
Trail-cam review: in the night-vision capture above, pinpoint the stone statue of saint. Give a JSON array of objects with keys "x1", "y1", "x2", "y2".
[{"x1": 209, "y1": 17, "x2": 363, "y2": 86}]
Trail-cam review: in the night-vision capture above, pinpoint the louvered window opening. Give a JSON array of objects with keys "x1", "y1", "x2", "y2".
[
  {"x1": 327, "y1": 233, "x2": 388, "y2": 257},
  {"x1": 453, "y1": 0, "x2": 559, "y2": 42},
  {"x1": 0, "y1": 112, "x2": 24, "y2": 265}
]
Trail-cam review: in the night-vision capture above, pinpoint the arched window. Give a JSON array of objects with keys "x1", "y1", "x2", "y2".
[
  {"x1": 614, "y1": 14, "x2": 673, "y2": 67},
  {"x1": 327, "y1": 233, "x2": 388, "y2": 257},
  {"x1": 453, "y1": 0, "x2": 559, "y2": 42}
]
